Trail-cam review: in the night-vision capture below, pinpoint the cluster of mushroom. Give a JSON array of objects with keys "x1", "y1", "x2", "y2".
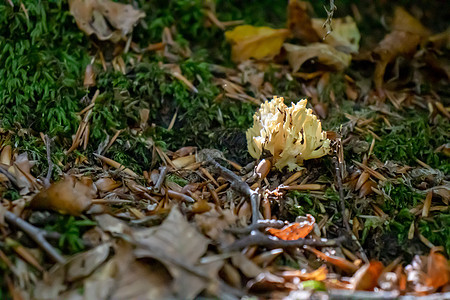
[{"x1": 246, "y1": 96, "x2": 331, "y2": 171}]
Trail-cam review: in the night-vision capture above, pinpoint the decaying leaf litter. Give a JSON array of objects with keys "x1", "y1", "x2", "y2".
[{"x1": 0, "y1": 0, "x2": 449, "y2": 299}]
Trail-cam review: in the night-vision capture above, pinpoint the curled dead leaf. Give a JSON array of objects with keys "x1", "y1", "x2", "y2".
[
  {"x1": 30, "y1": 176, "x2": 96, "y2": 216},
  {"x1": 287, "y1": 0, "x2": 320, "y2": 43},
  {"x1": 69, "y1": 0, "x2": 145, "y2": 42},
  {"x1": 350, "y1": 261, "x2": 384, "y2": 291},
  {"x1": 284, "y1": 43, "x2": 352, "y2": 72},
  {"x1": 425, "y1": 249, "x2": 449, "y2": 289},
  {"x1": 372, "y1": 7, "x2": 430, "y2": 92}
]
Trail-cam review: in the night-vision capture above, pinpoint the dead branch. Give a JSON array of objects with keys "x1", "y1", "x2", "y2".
[
  {"x1": 4, "y1": 211, "x2": 66, "y2": 264},
  {"x1": 154, "y1": 165, "x2": 168, "y2": 192},
  {"x1": 224, "y1": 232, "x2": 346, "y2": 252},
  {"x1": 226, "y1": 219, "x2": 286, "y2": 235},
  {"x1": 207, "y1": 158, "x2": 259, "y2": 225},
  {"x1": 44, "y1": 134, "x2": 53, "y2": 187}
]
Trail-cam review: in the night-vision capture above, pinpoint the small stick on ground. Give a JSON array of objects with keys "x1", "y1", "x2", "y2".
[
  {"x1": 44, "y1": 134, "x2": 53, "y2": 187},
  {"x1": 207, "y1": 158, "x2": 259, "y2": 225},
  {"x1": 154, "y1": 166, "x2": 168, "y2": 193},
  {"x1": 334, "y1": 140, "x2": 368, "y2": 262},
  {"x1": 224, "y1": 232, "x2": 346, "y2": 252},
  {"x1": 4, "y1": 211, "x2": 65, "y2": 264},
  {"x1": 226, "y1": 219, "x2": 286, "y2": 235}
]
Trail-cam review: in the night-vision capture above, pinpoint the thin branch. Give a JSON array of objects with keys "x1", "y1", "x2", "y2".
[
  {"x1": 4, "y1": 211, "x2": 66, "y2": 264},
  {"x1": 207, "y1": 158, "x2": 259, "y2": 225},
  {"x1": 153, "y1": 165, "x2": 168, "y2": 193},
  {"x1": 226, "y1": 219, "x2": 286, "y2": 235},
  {"x1": 0, "y1": 165, "x2": 18, "y2": 187},
  {"x1": 44, "y1": 134, "x2": 53, "y2": 187},
  {"x1": 224, "y1": 232, "x2": 346, "y2": 252}
]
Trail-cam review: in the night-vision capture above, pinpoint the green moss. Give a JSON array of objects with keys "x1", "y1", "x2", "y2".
[
  {"x1": 45, "y1": 215, "x2": 96, "y2": 254},
  {"x1": 373, "y1": 113, "x2": 450, "y2": 172},
  {"x1": 0, "y1": 0, "x2": 89, "y2": 135}
]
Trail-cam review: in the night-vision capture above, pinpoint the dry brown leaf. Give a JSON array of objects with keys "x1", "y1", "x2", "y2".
[
  {"x1": 9, "y1": 152, "x2": 39, "y2": 195},
  {"x1": 133, "y1": 206, "x2": 219, "y2": 300},
  {"x1": 284, "y1": 43, "x2": 352, "y2": 72},
  {"x1": 94, "y1": 177, "x2": 121, "y2": 193},
  {"x1": 287, "y1": 0, "x2": 320, "y2": 43},
  {"x1": 30, "y1": 176, "x2": 96, "y2": 216},
  {"x1": 69, "y1": 0, "x2": 145, "y2": 42},
  {"x1": 373, "y1": 7, "x2": 430, "y2": 92},
  {"x1": 225, "y1": 25, "x2": 290, "y2": 63}
]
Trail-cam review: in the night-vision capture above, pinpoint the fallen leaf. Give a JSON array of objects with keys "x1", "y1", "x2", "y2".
[
  {"x1": 350, "y1": 261, "x2": 384, "y2": 291},
  {"x1": 284, "y1": 43, "x2": 352, "y2": 72},
  {"x1": 133, "y1": 206, "x2": 219, "y2": 299},
  {"x1": 372, "y1": 7, "x2": 430, "y2": 92},
  {"x1": 225, "y1": 25, "x2": 290, "y2": 63},
  {"x1": 287, "y1": 0, "x2": 320, "y2": 43},
  {"x1": 69, "y1": 0, "x2": 145, "y2": 42},
  {"x1": 282, "y1": 264, "x2": 328, "y2": 281},
  {"x1": 66, "y1": 243, "x2": 111, "y2": 282},
  {"x1": 311, "y1": 16, "x2": 361, "y2": 53},
  {"x1": 267, "y1": 214, "x2": 315, "y2": 240},
  {"x1": 425, "y1": 249, "x2": 449, "y2": 289},
  {"x1": 30, "y1": 176, "x2": 96, "y2": 216},
  {"x1": 305, "y1": 246, "x2": 359, "y2": 274}
]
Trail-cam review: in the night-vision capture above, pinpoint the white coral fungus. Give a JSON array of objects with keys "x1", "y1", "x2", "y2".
[{"x1": 246, "y1": 96, "x2": 331, "y2": 171}]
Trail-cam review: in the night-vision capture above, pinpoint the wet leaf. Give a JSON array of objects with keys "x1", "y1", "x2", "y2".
[
  {"x1": 30, "y1": 176, "x2": 96, "y2": 216},
  {"x1": 69, "y1": 0, "x2": 145, "y2": 42},
  {"x1": 284, "y1": 43, "x2": 351, "y2": 72},
  {"x1": 267, "y1": 214, "x2": 315, "y2": 240},
  {"x1": 225, "y1": 25, "x2": 290, "y2": 63}
]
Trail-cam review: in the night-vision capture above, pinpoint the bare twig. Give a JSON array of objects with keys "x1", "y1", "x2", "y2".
[
  {"x1": 4, "y1": 211, "x2": 65, "y2": 264},
  {"x1": 224, "y1": 232, "x2": 346, "y2": 252},
  {"x1": 207, "y1": 158, "x2": 259, "y2": 225},
  {"x1": 0, "y1": 165, "x2": 18, "y2": 187},
  {"x1": 226, "y1": 219, "x2": 286, "y2": 235},
  {"x1": 334, "y1": 140, "x2": 369, "y2": 263},
  {"x1": 322, "y1": 0, "x2": 337, "y2": 38},
  {"x1": 44, "y1": 134, "x2": 53, "y2": 187},
  {"x1": 154, "y1": 166, "x2": 168, "y2": 193}
]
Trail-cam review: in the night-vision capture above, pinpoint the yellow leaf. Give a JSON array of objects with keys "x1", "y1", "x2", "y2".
[{"x1": 225, "y1": 25, "x2": 290, "y2": 63}]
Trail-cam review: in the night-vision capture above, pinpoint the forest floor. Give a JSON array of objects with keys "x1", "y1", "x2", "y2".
[{"x1": 0, "y1": 0, "x2": 449, "y2": 299}]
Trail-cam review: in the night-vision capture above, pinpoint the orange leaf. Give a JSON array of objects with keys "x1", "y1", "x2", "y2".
[
  {"x1": 305, "y1": 246, "x2": 358, "y2": 274},
  {"x1": 350, "y1": 261, "x2": 384, "y2": 291},
  {"x1": 426, "y1": 249, "x2": 450, "y2": 288},
  {"x1": 267, "y1": 214, "x2": 314, "y2": 240},
  {"x1": 282, "y1": 264, "x2": 328, "y2": 281}
]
